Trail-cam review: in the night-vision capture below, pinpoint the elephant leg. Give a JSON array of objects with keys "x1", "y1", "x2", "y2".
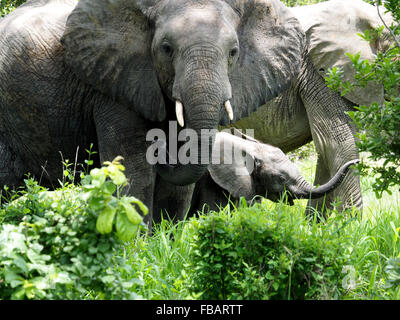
[
  {"x1": 153, "y1": 177, "x2": 196, "y2": 224},
  {"x1": 0, "y1": 138, "x2": 24, "y2": 189},
  {"x1": 299, "y1": 60, "x2": 362, "y2": 216},
  {"x1": 306, "y1": 155, "x2": 332, "y2": 219},
  {"x1": 189, "y1": 172, "x2": 233, "y2": 218},
  {"x1": 93, "y1": 102, "x2": 157, "y2": 229}
]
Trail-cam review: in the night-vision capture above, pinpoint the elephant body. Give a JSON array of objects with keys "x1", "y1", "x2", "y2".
[
  {"x1": 0, "y1": 0, "x2": 159, "y2": 215},
  {"x1": 229, "y1": 56, "x2": 362, "y2": 214},
  {"x1": 189, "y1": 131, "x2": 359, "y2": 217},
  {"x1": 0, "y1": 0, "x2": 306, "y2": 226},
  {"x1": 224, "y1": 0, "x2": 394, "y2": 214},
  {"x1": 0, "y1": 0, "x2": 95, "y2": 185},
  {"x1": 291, "y1": 0, "x2": 393, "y2": 107},
  {"x1": 0, "y1": 0, "x2": 387, "y2": 225}
]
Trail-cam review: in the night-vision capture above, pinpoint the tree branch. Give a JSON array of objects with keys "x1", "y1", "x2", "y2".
[{"x1": 376, "y1": 0, "x2": 400, "y2": 51}]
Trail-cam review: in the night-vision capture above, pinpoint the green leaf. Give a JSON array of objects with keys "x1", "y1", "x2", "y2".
[
  {"x1": 101, "y1": 275, "x2": 115, "y2": 284},
  {"x1": 11, "y1": 288, "x2": 26, "y2": 300},
  {"x1": 103, "y1": 181, "x2": 116, "y2": 195},
  {"x1": 13, "y1": 254, "x2": 28, "y2": 274},
  {"x1": 106, "y1": 164, "x2": 127, "y2": 186},
  {"x1": 5, "y1": 270, "x2": 24, "y2": 287},
  {"x1": 368, "y1": 266, "x2": 378, "y2": 296},
  {"x1": 96, "y1": 205, "x2": 117, "y2": 234},
  {"x1": 125, "y1": 196, "x2": 149, "y2": 215},
  {"x1": 120, "y1": 199, "x2": 142, "y2": 225},
  {"x1": 10, "y1": 279, "x2": 23, "y2": 289},
  {"x1": 88, "y1": 196, "x2": 105, "y2": 211},
  {"x1": 90, "y1": 168, "x2": 106, "y2": 185},
  {"x1": 115, "y1": 211, "x2": 139, "y2": 242}
]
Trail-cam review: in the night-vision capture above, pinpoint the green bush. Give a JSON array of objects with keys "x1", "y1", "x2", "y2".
[
  {"x1": 281, "y1": 0, "x2": 374, "y2": 7},
  {"x1": 385, "y1": 258, "x2": 400, "y2": 289},
  {"x1": 186, "y1": 200, "x2": 352, "y2": 300},
  {"x1": 0, "y1": 0, "x2": 26, "y2": 17},
  {"x1": 0, "y1": 157, "x2": 147, "y2": 299}
]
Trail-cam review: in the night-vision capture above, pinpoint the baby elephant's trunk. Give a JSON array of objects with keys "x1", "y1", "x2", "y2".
[{"x1": 289, "y1": 159, "x2": 360, "y2": 199}]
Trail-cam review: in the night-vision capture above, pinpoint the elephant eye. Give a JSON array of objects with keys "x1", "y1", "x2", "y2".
[
  {"x1": 161, "y1": 42, "x2": 173, "y2": 58},
  {"x1": 228, "y1": 46, "x2": 239, "y2": 66},
  {"x1": 229, "y1": 47, "x2": 239, "y2": 58},
  {"x1": 229, "y1": 48, "x2": 239, "y2": 58}
]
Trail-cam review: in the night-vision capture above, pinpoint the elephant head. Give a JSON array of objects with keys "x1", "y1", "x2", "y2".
[
  {"x1": 208, "y1": 132, "x2": 359, "y2": 204},
  {"x1": 291, "y1": 0, "x2": 394, "y2": 107},
  {"x1": 61, "y1": 0, "x2": 305, "y2": 186}
]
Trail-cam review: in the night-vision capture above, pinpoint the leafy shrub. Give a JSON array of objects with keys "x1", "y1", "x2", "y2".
[
  {"x1": 385, "y1": 258, "x2": 400, "y2": 289},
  {"x1": 186, "y1": 200, "x2": 351, "y2": 300},
  {"x1": 0, "y1": 158, "x2": 147, "y2": 299},
  {"x1": 281, "y1": 0, "x2": 374, "y2": 7},
  {"x1": 0, "y1": 0, "x2": 26, "y2": 17}
]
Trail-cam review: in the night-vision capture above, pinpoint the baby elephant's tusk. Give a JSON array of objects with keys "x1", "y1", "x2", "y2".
[
  {"x1": 176, "y1": 100, "x2": 184, "y2": 127},
  {"x1": 225, "y1": 100, "x2": 234, "y2": 121}
]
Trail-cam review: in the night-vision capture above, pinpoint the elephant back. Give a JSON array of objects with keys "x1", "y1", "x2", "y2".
[
  {"x1": 0, "y1": 0, "x2": 77, "y2": 61},
  {"x1": 0, "y1": 0, "x2": 78, "y2": 158},
  {"x1": 291, "y1": 0, "x2": 394, "y2": 106}
]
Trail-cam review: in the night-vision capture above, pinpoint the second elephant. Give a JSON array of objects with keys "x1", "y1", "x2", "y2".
[
  {"x1": 189, "y1": 131, "x2": 359, "y2": 217},
  {"x1": 226, "y1": 0, "x2": 394, "y2": 215}
]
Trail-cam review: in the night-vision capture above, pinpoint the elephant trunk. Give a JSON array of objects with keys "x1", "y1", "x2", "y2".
[
  {"x1": 289, "y1": 159, "x2": 360, "y2": 199},
  {"x1": 155, "y1": 45, "x2": 231, "y2": 186},
  {"x1": 155, "y1": 106, "x2": 220, "y2": 186}
]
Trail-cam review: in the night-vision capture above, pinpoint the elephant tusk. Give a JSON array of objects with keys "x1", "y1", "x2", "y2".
[
  {"x1": 225, "y1": 100, "x2": 234, "y2": 121},
  {"x1": 176, "y1": 100, "x2": 184, "y2": 127}
]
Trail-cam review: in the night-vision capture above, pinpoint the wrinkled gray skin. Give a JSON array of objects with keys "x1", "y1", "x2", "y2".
[
  {"x1": 291, "y1": 0, "x2": 394, "y2": 107},
  {"x1": 0, "y1": 0, "x2": 363, "y2": 226},
  {"x1": 167, "y1": 0, "x2": 395, "y2": 219},
  {"x1": 0, "y1": 0, "x2": 306, "y2": 227},
  {"x1": 223, "y1": 0, "x2": 394, "y2": 216},
  {"x1": 221, "y1": 0, "x2": 396, "y2": 216},
  {"x1": 189, "y1": 132, "x2": 359, "y2": 217}
]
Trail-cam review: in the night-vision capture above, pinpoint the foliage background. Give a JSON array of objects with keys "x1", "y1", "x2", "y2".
[{"x1": 0, "y1": 0, "x2": 25, "y2": 17}]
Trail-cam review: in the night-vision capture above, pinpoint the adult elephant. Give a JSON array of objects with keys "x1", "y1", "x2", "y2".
[
  {"x1": 226, "y1": 0, "x2": 394, "y2": 215},
  {"x1": 0, "y1": 0, "x2": 306, "y2": 226}
]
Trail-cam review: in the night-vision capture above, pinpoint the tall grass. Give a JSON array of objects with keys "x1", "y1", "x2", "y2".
[
  {"x1": 121, "y1": 218, "x2": 194, "y2": 299},
  {"x1": 119, "y1": 147, "x2": 400, "y2": 300},
  {"x1": 296, "y1": 148, "x2": 400, "y2": 299}
]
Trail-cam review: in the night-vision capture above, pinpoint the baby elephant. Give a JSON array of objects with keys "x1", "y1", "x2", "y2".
[{"x1": 189, "y1": 132, "x2": 359, "y2": 216}]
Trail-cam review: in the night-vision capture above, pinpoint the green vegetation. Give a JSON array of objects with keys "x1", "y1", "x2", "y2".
[
  {"x1": 0, "y1": 158, "x2": 146, "y2": 299},
  {"x1": 118, "y1": 154, "x2": 400, "y2": 300},
  {"x1": 186, "y1": 201, "x2": 349, "y2": 300},
  {"x1": 3, "y1": 151, "x2": 399, "y2": 300},
  {"x1": 0, "y1": 0, "x2": 26, "y2": 17}
]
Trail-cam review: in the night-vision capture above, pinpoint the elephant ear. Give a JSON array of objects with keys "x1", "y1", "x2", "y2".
[
  {"x1": 291, "y1": 0, "x2": 394, "y2": 106},
  {"x1": 208, "y1": 162, "x2": 256, "y2": 200},
  {"x1": 224, "y1": 0, "x2": 306, "y2": 120},
  {"x1": 61, "y1": 0, "x2": 166, "y2": 122},
  {"x1": 208, "y1": 133, "x2": 256, "y2": 200}
]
